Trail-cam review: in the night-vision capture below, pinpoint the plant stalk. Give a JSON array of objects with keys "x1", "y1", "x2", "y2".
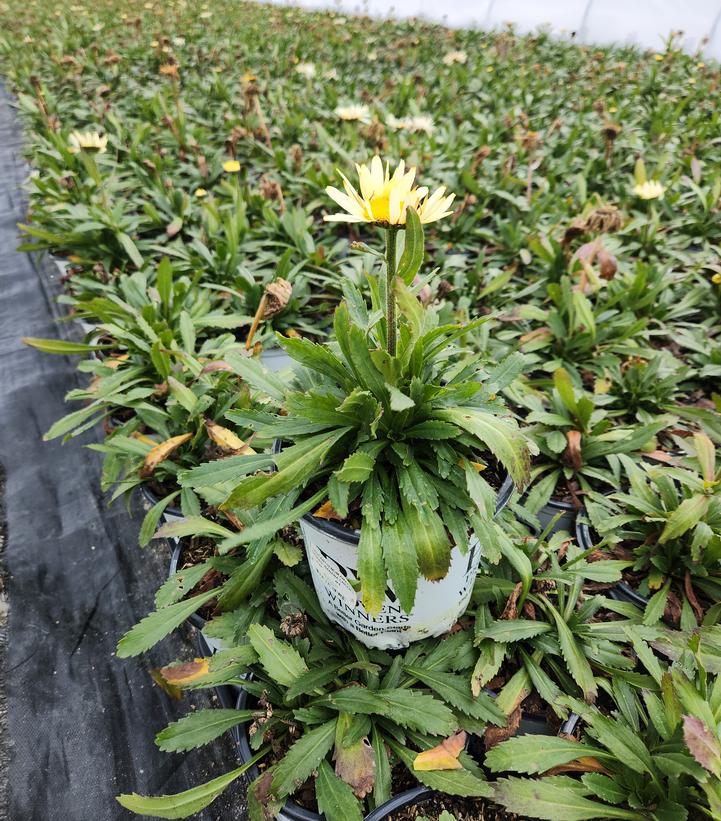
[
  {"x1": 245, "y1": 293, "x2": 268, "y2": 350},
  {"x1": 385, "y1": 227, "x2": 398, "y2": 356}
]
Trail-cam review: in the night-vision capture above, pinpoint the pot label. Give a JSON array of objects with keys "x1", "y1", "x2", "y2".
[{"x1": 300, "y1": 519, "x2": 480, "y2": 650}]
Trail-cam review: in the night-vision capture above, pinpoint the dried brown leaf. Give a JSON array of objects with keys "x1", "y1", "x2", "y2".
[{"x1": 140, "y1": 432, "x2": 193, "y2": 478}]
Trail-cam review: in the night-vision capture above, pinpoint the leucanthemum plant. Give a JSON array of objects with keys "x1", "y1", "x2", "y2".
[{"x1": 188, "y1": 158, "x2": 531, "y2": 625}]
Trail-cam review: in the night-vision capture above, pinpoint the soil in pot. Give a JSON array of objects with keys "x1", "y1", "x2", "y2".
[
  {"x1": 174, "y1": 536, "x2": 225, "y2": 621},
  {"x1": 576, "y1": 520, "x2": 717, "y2": 624},
  {"x1": 386, "y1": 792, "x2": 521, "y2": 821}
]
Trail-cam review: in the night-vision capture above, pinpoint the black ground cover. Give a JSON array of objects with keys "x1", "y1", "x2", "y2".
[{"x1": 0, "y1": 81, "x2": 248, "y2": 821}]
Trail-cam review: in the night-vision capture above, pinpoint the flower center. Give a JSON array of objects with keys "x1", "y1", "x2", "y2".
[{"x1": 369, "y1": 193, "x2": 391, "y2": 222}]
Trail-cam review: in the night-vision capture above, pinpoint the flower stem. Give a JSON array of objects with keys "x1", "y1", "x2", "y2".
[{"x1": 385, "y1": 227, "x2": 398, "y2": 356}]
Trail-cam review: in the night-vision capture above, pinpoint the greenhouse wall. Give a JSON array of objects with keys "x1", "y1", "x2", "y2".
[{"x1": 273, "y1": 0, "x2": 721, "y2": 58}]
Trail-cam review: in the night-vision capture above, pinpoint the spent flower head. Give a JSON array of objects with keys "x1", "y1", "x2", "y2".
[{"x1": 325, "y1": 156, "x2": 455, "y2": 226}]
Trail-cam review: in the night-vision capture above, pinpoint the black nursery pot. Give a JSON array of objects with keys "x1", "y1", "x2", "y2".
[
  {"x1": 575, "y1": 519, "x2": 648, "y2": 609},
  {"x1": 521, "y1": 494, "x2": 578, "y2": 535},
  {"x1": 140, "y1": 484, "x2": 183, "y2": 521},
  {"x1": 364, "y1": 787, "x2": 432, "y2": 821}
]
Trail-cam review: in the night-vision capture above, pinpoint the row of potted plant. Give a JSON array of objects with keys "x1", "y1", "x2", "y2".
[{"x1": 3, "y1": 1, "x2": 721, "y2": 817}]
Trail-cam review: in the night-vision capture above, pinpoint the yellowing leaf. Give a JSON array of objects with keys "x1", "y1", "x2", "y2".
[
  {"x1": 413, "y1": 731, "x2": 466, "y2": 771},
  {"x1": 160, "y1": 658, "x2": 210, "y2": 685},
  {"x1": 140, "y1": 432, "x2": 193, "y2": 478},
  {"x1": 131, "y1": 431, "x2": 158, "y2": 447},
  {"x1": 335, "y1": 738, "x2": 375, "y2": 798},
  {"x1": 205, "y1": 419, "x2": 256, "y2": 454},
  {"x1": 106, "y1": 353, "x2": 129, "y2": 370},
  {"x1": 456, "y1": 458, "x2": 486, "y2": 472},
  {"x1": 149, "y1": 668, "x2": 183, "y2": 700},
  {"x1": 313, "y1": 500, "x2": 343, "y2": 521},
  {"x1": 593, "y1": 377, "x2": 611, "y2": 395}
]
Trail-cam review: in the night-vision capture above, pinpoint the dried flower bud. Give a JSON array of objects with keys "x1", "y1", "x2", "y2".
[
  {"x1": 585, "y1": 205, "x2": 622, "y2": 234},
  {"x1": 437, "y1": 280, "x2": 455, "y2": 298},
  {"x1": 263, "y1": 278, "x2": 292, "y2": 318},
  {"x1": 279, "y1": 612, "x2": 307, "y2": 638},
  {"x1": 259, "y1": 174, "x2": 283, "y2": 204},
  {"x1": 597, "y1": 248, "x2": 618, "y2": 280},
  {"x1": 289, "y1": 143, "x2": 303, "y2": 172},
  {"x1": 602, "y1": 121, "x2": 621, "y2": 141}
]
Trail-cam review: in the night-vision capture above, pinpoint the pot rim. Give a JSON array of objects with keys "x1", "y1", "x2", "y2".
[
  {"x1": 363, "y1": 787, "x2": 432, "y2": 821},
  {"x1": 140, "y1": 483, "x2": 183, "y2": 517},
  {"x1": 575, "y1": 519, "x2": 649, "y2": 608},
  {"x1": 272, "y1": 440, "x2": 515, "y2": 546},
  {"x1": 168, "y1": 541, "x2": 206, "y2": 631},
  {"x1": 234, "y1": 688, "x2": 323, "y2": 821}
]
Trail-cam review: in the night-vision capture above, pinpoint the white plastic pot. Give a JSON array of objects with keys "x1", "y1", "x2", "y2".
[
  {"x1": 299, "y1": 476, "x2": 514, "y2": 650},
  {"x1": 259, "y1": 345, "x2": 295, "y2": 372}
]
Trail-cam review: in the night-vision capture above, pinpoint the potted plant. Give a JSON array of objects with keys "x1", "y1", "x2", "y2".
[
  {"x1": 485, "y1": 634, "x2": 721, "y2": 820},
  {"x1": 163, "y1": 522, "x2": 309, "y2": 655},
  {"x1": 470, "y1": 527, "x2": 637, "y2": 716},
  {"x1": 577, "y1": 432, "x2": 721, "y2": 626},
  {"x1": 185, "y1": 157, "x2": 532, "y2": 648},
  {"x1": 519, "y1": 368, "x2": 666, "y2": 534},
  {"x1": 119, "y1": 611, "x2": 506, "y2": 820}
]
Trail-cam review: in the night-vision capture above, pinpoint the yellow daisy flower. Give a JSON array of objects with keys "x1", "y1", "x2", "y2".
[
  {"x1": 68, "y1": 130, "x2": 108, "y2": 153},
  {"x1": 194, "y1": 188, "x2": 208, "y2": 197},
  {"x1": 633, "y1": 180, "x2": 665, "y2": 200},
  {"x1": 223, "y1": 160, "x2": 241, "y2": 173},
  {"x1": 335, "y1": 104, "x2": 371, "y2": 123},
  {"x1": 325, "y1": 156, "x2": 455, "y2": 226},
  {"x1": 442, "y1": 50, "x2": 467, "y2": 65}
]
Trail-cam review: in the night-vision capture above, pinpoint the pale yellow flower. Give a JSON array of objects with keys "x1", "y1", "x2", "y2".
[
  {"x1": 194, "y1": 187, "x2": 208, "y2": 197},
  {"x1": 654, "y1": 53, "x2": 664, "y2": 61},
  {"x1": 295, "y1": 62, "x2": 316, "y2": 79},
  {"x1": 68, "y1": 130, "x2": 108, "y2": 153},
  {"x1": 223, "y1": 160, "x2": 241, "y2": 173},
  {"x1": 443, "y1": 50, "x2": 467, "y2": 65},
  {"x1": 712, "y1": 273, "x2": 721, "y2": 285},
  {"x1": 633, "y1": 180, "x2": 665, "y2": 200},
  {"x1": 387, "y1": 114, "x2": 434, "y2": 135},
  {"x1": 325, "y1": 156, "x2": 455, "y2": 226},
  {"x1": 335, "y1": 104, "x2": 371, "y2": 123}
]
